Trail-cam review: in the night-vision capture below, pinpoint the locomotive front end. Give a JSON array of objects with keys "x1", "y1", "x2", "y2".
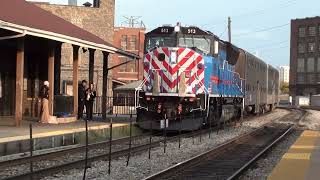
[
  {"x1": 136, "y1": 25, "x2": 212, "y2": 131},
  {"x1": 135, "y1": 24, "x2": 244, "y2": 131},
  {"x1": 137, "y1": 46, "x2": 206, "y2": 130}
]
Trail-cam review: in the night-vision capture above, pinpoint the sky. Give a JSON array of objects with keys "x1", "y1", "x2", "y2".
[{"x1": 29, "y1": 0, "x2": 320, "y2": 67}]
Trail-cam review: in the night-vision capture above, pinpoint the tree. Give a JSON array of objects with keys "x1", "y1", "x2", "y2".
[{"x1": 280, "y1": 82, "x2": 289, "y2": 94}]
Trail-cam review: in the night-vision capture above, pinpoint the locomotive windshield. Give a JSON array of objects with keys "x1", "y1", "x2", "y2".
[
  {"x1": 145, "y1": 36, "x2": 176, "y2": 51},
  {"x1": 178, "y1": 37, "x2": 211, "y2": 54}
]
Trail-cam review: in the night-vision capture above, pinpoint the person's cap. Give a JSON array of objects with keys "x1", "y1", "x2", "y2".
[{"x1": 44, "y1": 81, "x2": 49, "y2": 86}]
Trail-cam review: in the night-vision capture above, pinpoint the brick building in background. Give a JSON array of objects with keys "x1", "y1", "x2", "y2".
[
  {"x1": 290, "y1": 16, "x2": 320, "y2": 104},
  {"x1": 112, "y1": 26, "x2": 145, "y2": 86},
  {"x1": 34, "y1": 0, "x2": 115, "y2": 97}
]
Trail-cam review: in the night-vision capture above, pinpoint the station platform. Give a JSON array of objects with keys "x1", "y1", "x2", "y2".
[
  {"x1": 0, "y1": 116, "x2": 139, "y2": 156},
  {"x1": 268, "y1": 130, "x2": 320, "y2": 180},
  {"x1": 0, "y1": 120, "x2": 128, "y2": 143}
]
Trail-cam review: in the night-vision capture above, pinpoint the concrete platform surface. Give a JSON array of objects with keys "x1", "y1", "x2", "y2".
[
  {"x1": 0, "y1": 120, "x2": 129, "y2": 144},
  {"x1": 268, "y1": 131, "x2": 320, "y2": 180}
]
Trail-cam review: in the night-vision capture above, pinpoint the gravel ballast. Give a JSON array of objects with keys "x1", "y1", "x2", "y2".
[
  {"x1": 238, "y1": 130, "x2": 303, "y2": 180},
  {"x1": 37, "y1": 109, "x2": 293, "y2": 180},
  {"x1": 299, "y1": 110, "x2": 320, "y2": 130}
]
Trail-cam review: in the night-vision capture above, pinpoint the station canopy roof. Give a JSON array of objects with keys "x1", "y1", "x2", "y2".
[{"x1": 0, "y1": 0, "x2": 139, "y2": 59}]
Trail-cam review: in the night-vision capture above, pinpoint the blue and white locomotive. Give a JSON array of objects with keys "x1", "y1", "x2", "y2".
[{"x1": 134, "y1": 23, "x2": 279, "y2": 131}]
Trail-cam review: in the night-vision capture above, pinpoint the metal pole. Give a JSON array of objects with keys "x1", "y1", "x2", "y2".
[
  {"x1": 228, "y1": 16, "x2": 232, "y2": 43},
  {"x1": 199, "y1": 111, "x2": 203, "y2": 143},
  {"x1": 240, "y1": 100, "x2": 244, "y2": 126},
  {"x1": 148, "y1": 119, "x2": 152, "y2": 159},
  {"x1": 29, "y1": 124, "x2": 33, "y2": 180},
  {"x1": 108, "y1": 119, "x2": 113, "y2": 175},
  {"x1": 217, "y1": 107, "x2": 221, "y2": 135},
  {"x1": 209, "y1": 108, "x2": 212, "y2": 138},
  {"x1": 83, "y1": 119, "x2": 89, "y2": 180},
  {"x1": 126, "y1": 114, "x2": 133, "y2": 166},
  {"x1": 163, "y1": 114, "x2": 167, "y2": 154},
  {"x1": 192, "y1": 112, "x2": 195, "y2": 145},
  {"x1": 179, "y1": 114, "x2": 182, "y2": 148}
]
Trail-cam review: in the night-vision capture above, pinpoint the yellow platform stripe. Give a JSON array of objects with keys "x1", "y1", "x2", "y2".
[
  {"x1": 0, "y1": 123, "x2": 128, "y2": 143},
  {"x1": 282, "y1": 153, "x2": 311, "y2": 160},
  {"x1": 268, "y1": 131, "x2": 320, "y2": 180}
]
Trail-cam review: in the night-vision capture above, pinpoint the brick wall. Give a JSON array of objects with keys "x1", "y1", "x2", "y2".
[
  {"x1": 35, "y1": 0, "x2": 115, "y2": 97},
  {"x1": 112, "y1": 27, "x2": 145, "y2": 82},
  {"x1": 290, "y1": 17, "x2": 320, "y2": 104}
]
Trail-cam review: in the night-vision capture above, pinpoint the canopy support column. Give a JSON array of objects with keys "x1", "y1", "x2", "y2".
[
  {"x1": 102, "y1": 52, "x2": 109, "y2": 120},
  {"x1": 15, "y1": 37, "x2": 24, "y2": 127},
  {"x1": 73, "y1": 45, "x2": 80, "y2": 117},
  {"x1": 48, "y1": 43, "x2": 55, "y2": 115}
]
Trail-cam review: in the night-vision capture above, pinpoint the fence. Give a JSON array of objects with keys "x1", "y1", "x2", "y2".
[
  {"x1": 93, "y1": 96, "x2": 136, "y2": 116},
  {"x1": 12, "y1": 111, "x2": 245, "y2": 179}
]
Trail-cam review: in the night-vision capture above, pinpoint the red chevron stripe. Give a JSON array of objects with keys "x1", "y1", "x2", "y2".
[
  {"x1": 162, "y1": 47, "x2": 170, "y2": 57},
  {"x1": 186, "y1": 68, "x2": 204, "y2": 85},
  {"x1": 171, "y1": 50, "x2": 195, "y2": 74},
  {"x1": 185, "y1": 55, "x2": 203, "y2": 71},
  {"x1": 152, "y1": 48, "x2": 197, "y2": 75},
  {"x1": 144, "y1": 47, "x2": 205, "y2": 92},
  {"x1": 151, "y1": 60, "x2": 176, "y2": 89},
  {"x1": 145, "y1": 53, "x2": 151, "y2": 62}
]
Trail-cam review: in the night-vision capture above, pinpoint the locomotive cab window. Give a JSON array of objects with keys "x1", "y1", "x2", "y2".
[
  {"x1": 145, "y1": 36, "x2": 176, "y2": 51},
  {"x1": 178, "y1": 37, "x2": 211, "y2": 54}
]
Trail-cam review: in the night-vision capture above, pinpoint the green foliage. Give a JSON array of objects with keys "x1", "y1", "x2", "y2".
[{"x1": 280, "y1": 82, "x2": 289, "y2": 94}]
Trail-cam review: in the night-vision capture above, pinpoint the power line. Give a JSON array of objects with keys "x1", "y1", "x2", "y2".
[
  {"x1": 202, "y1": 0, "x2": 298, "y2": 29},
  {"x1": 263, "y1": 45, "x2": 289, "y2": 51},
  {"x1": 219, "y1": 25, "x2": 228, "y2": 38},
  {"x1": 248, "y1": 40, "x2": 289, "y2": 50},
  {"x1": 233, "y1": 23, "x2": 289, "y2": 37},
  {"x1": 231, "y1": 0, "x2": 298, "y2": 19}
]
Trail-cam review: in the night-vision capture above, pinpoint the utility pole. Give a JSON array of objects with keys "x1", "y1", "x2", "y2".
[{"x1": 228, "y1": 17, "x2": 232, "y2": 43}]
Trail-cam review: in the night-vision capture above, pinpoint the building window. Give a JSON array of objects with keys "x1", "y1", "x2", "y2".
[
  {"x1": 297, "y1": 74, "x2": 305, "y2": 84},
  {"x1": 121, "y1": 35, "x2": 127, "y2": 50},
  {"x1": 118, "y1": 57, "x2": 136, "y2": 72},
  {"x1": 297, "y1": 58, "x2": 305, "y2": 72},
  {"x1": 299, "y1": 27, "x2": 306, "y2": 37},
  {"x1": 129, "y1": 35, "x2": 137, "y2": 50},
  {"x1": 298, "y1": 43, "x2": 305, "y2": 53},
  {"x1": 308, "y1": 74, "x2": 316, "y2": 84},
  {"x1": 127, "y1": 61, "x2": 136, "y2": 72},
  {"x1": 307, "y1": 57, "x2": 315, "y2": 72},
  {"x1": 308, "y1": 42, "x2": 316, "y2": 52},
  {"x1": 309, "y1": 26, "x2": 316, "y2": 36}
]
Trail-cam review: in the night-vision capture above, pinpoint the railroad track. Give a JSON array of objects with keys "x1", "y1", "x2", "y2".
[
  {"x1": 1, "y1": 127, "x2": 214, "y2": 180},
  {"x1": 0, "y1": 108, "x2": 294, "y2": 180},
  {"x1": 145, "y1": 109, "x2": 306, "y2": 180}
]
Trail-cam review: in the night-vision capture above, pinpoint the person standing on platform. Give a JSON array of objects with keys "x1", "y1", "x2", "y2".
[
  {"x1": 39, "y1": 81, "x2": 50, "y2": 123},
  {"x1": 86, "y1": 83, "x2": 96, "y2": 121},
  {"x1": 78, "y1": 80, "x2": 87, "y2": 120}
]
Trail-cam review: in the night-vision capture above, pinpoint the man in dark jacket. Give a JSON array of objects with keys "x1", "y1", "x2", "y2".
[{"x1": 78, "y1": 80, "x2": 87, "y2": 119}]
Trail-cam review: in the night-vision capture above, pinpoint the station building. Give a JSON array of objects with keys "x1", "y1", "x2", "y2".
[
  {"x1": 0, "y1": 0, "x2": 137, "y2": 126},
  {"x1": 290, "y1": 16, "x2": 320, "y2": 104}
]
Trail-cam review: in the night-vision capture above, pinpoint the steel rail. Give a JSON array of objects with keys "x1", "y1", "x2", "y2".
[
  {"x1": 0, "y1": 134, "x2": 150, "y2": 169},
  {"x1": 3, "y1": 128, "x2": 212, "y2": 180},
  {"x1": 144, "y1": 109, "x2": 305, "y2": 180}
]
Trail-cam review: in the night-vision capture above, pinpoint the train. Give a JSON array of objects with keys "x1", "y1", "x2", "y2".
[{"x1": 134, "y1": 23, "x2": 279, "y2": 131}]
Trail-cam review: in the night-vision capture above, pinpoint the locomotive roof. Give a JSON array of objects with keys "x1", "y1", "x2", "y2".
[{"x1": 146, "y1": 25, "x2": 219, "y2": 38}]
